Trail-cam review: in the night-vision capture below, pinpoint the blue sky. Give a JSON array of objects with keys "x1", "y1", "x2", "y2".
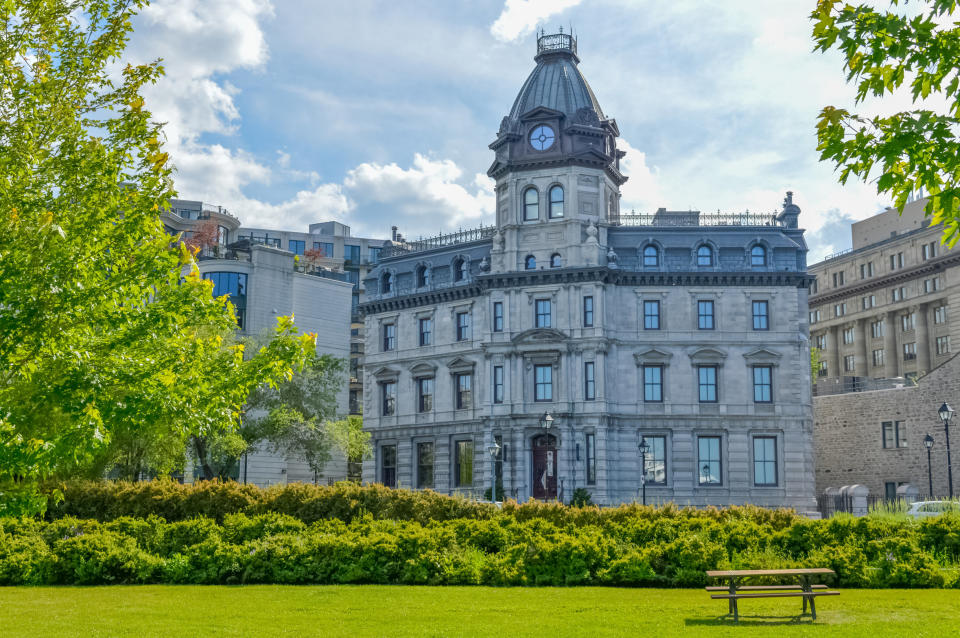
[{"x1": 127, "y1": 0, "x2": 913, "y2": 261}]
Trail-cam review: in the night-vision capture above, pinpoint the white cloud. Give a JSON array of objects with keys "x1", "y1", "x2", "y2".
[
  {"x1": 618, "y1": 139, "x2": 664, "y2": 213},
  {"x1": 491, "y1": 0, "x2": 584, "y2": 42}
]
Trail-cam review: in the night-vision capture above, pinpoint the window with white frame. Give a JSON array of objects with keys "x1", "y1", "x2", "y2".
[
  {"x1": 534, "y1": 364, "x2": 553, "y2": 402},
  {"x1": 937, "y1": 336, "x2": 951, "y2": 355},
  {"x1": 698, "y1": 436, "x2": 722, "y2": 485},
  {"x1": 753, "y1": 437, "x2": 777, "y2": 486}
]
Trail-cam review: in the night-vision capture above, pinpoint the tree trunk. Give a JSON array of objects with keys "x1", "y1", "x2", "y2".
[{"x1": 191, "y1": 435, "x2": 216, "y2": 481}]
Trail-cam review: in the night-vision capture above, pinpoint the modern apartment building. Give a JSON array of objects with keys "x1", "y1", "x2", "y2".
[
  {"x1": 359, "y1": 33, "x2": 816, "y2": 510},
  {"x1": 808, "y1": 198, "x2": 958, "y2": 389}
]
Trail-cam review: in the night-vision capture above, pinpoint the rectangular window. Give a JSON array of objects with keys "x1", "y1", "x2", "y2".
[
  {"x1": 493, "y1": 302, "x2": 504, "y2": 332},
  {"x1": 698, "y1": 366, "x2": 718, "y2": 403},
  {"x1": 313, "y1": 241, "x2": 334, "y2": 257},
  {"x1": 753, "y1": 366, "x2": 772, "y2": 403},
  {"x1": 698, "y1": 436, "x2": 722, "y2": 485},
  {"x1": 860, "y1": 262, "x2": 874, "y2": 278},
  {"x1": 815, "y1": 334, "x2": 827, "y2": 350},
  {"x1": 644, "y1": 300, "x2": 660, "y2": 330},
  {"x1": 810, "y1": 278, "x2": 819, "y2": 294},
  {"x1": 535, "y1": 299, "x2": 552, "y2": 328},
  {"x1": 890, "y1": 252, "x2": 904, "y2": 270},
  {"x1": 456, "y1": 312, "x2": 471, "y2": 341},
  {"x1": 586, "y1": 433, "x2": 596, "y2": 485},
  {"x1": 368, "y1": 246, "x2": 382, "y2": 263},
  {"x1": 583, "y1": 296, "x2": 594, "y2": 327},
  {"x1": 844, "y1": 355, "x2": 856, "y2": 372},
  {"x1": 832, "y1": 271, "x2": 845, "y2": 287},
  {"x1": 937, "y1": 336, "x2": 952, "y2": 355},
  {"x1": 417, "y1": 377, "x2": 434, "y2": 413},
  {"x1": 454, "y1": 440, "x2": 473, "y2": 487},
  {"x1": 862, "y1": 295, "x2": 876, "y2": 310},
  {"x1": 871, "y1": 320, "x2": 885, "y2": 338},
  {"x1": 584, "y1": 361, "x2": 596, "y2": 400},
  {"x1": 818, "y1": 361, "x2": 828, "y2": 377},
  {"x1": 753, "y1": 437, "x2": 777, "y2": 486},
  {"x1": 418, "y1": 317, "x2": 432, "y2": 346},
  {"x1": 382, "y1": 323, "x2": 396, "y2": 351},
  {"x1": 901, "y1": 313, "x2": 915, "y2": 331},
  {"x1": 834, "y1": 303, "x2": 847, "y2": 317},
  {"x1": 381, "y1": 382, "x2": 396, "y2": 416},
  {"x1": 934, "y1": 305, "x2": 948, "y2": 324},
  {"x1": 381, "y1": 444, "x2": 397, "y2": 488},
  {"x1": 643, "y1": 365, "x2": 663, "y2": 402},
  {"x1": 922, "y1": 242, "x2": 937, "y2": 260},
  {"x1": 455, "y1": 373, "x2": 472, "y2": 409},
  {"x1": 924, "y1": 277, "x2": 941, "y2": 293},
  {"x1": 416, "y1": 442, "x2": 434, "y2": 489},
  {"x1": 882, "y1": 421, "x2": 908, "y2": 449},
  {"x1": 534, "y1": 364, "x2": 553, "y2": 402},
  {"x1": 903, "y1": 342, "x2": 916, "y2": 360},
  {"x1": 891, "y1": 286, "x2": 907, "y2": 302},
  {"x1": 642, "y1": 435, "x2": 667, "y2": 485},
  {"x1": 493, "y1": 366, "x2": 504, "y2": 404},
  {"x1": 288, "y1": 239, "x2": 305, "y2": 256},
  {"x1": 872, "y1": 349, "x2": 884, "y2": 367},
  {"x1": 843, "y1": 327, "x2": 855, "y2": 345},
  {"x1": 344, "y1": 244, "x2": 360, "y2": 263},
  {"x1": 752, "y1": 301, "x2": 769, "y2": 330},
  {"x1": 697, "y1": 300, "x2": 715, "y2": 330}
]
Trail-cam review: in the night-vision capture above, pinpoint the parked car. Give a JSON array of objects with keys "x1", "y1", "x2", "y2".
[{"x1": 906, "y1": 501, "x2": 960, "y2": 518}]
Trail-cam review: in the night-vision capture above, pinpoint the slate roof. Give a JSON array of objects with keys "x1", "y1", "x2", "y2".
[{"x1": 508, "y1": 49, "x2": 604, "y2": 121}]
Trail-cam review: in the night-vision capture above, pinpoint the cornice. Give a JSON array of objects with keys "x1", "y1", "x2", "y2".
[{"x1": 810, "y1": 252, "x2": 960, "y2": 306}]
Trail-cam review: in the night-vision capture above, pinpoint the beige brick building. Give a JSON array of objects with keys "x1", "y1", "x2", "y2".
[
  {"x1": 808, "y1": 198, "x2": 958, "y2": 387},
  {"x1": 814, "y1": 353, "x2": 960, "y2": 499}
]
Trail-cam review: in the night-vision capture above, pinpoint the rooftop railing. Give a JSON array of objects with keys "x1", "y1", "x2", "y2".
[
  {"x1": 380, "y1": 225, "x2": 496, "y2": 259},
  {"x1": 537, "y1": 32, "x2": 577, "y2": 56},
  {"x1": 618, "y1": 211, "x2": 783, "y2": 227}
]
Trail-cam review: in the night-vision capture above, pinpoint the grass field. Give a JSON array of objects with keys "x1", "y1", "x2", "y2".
[{"x1": 1, "y1": 586, "x2": 958, "y2": 637}]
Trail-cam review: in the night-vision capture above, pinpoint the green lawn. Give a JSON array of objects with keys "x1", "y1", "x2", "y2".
[{"x1": 1, "y1": 586, "x2": 957, "y2": 637}]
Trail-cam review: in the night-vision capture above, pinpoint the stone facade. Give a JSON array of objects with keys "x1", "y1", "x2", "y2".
[
  {"x1": 814, "y1": 353, "x2": 960, "y2": 499},
  {"x1": 359, "y1": 33, "x2": 816, "y2": 510}
]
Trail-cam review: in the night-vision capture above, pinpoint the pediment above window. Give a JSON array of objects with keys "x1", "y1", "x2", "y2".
[
  {"x1": 512, "y1": 328, "x2": 569, "y2": 345},
  {"x1": 518, "y1": 106, "x2": 564, "y2": 122},
  {"x1": 634, "y1": 348, "x2": 673, "y2": 366},
  {"x1": 688, "y1": 347, "x2": 727, "y2": 366},
  {"x1": 409, "y1": 362, "x2": 437, "y2": 378},
  {"x1": 446, "y1": 357, "x2": 476, "y2": 373},
  {"x1": 372, "y1": 366, "x2": 400, "y2": 381},
  {"x1": 743, "y1": 348, "x2": 782, "y2": 366}
]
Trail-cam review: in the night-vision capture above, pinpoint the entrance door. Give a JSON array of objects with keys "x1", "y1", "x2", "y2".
[{"x1": 532, "y1": 434, "x2": 558, "y2": 500}]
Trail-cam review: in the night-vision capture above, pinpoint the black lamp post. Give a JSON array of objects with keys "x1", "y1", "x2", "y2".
[
  {"x1": 938, "y1": 402, "x2": 955, "y2": 499},
  {"x1": 923, "y1": 434, "x2": 935, "y2": 497},
  {"x1": 638, "y1": 437, "x2": 650, "y2": 506},
  {"x1": 486, "y1": 440, "x2": 501, "y2": 504}
]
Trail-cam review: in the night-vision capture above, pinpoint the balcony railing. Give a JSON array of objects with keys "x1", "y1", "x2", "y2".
[
  {"x1": 380, "y1": 225, "x2": 496, "y2": 259},
  {"x1": 618, "y1": 210, "x2": 782, "y2": 227}
]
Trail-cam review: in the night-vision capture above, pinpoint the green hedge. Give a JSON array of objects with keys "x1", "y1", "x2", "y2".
[{"x1": 0, "y1": 482, "x2": 956, "y2": 587}]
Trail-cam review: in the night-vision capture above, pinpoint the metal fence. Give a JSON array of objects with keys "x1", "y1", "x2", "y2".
[
  {"x1": 618, "y1": 211, "x2": 782, "y2": 227},
  {"x1": 380, "y1": 226, "x2": 496, "y2": 259}
]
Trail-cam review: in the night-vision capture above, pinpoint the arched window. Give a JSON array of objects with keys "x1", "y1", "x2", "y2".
[
  {"x1": 381, "y1": 272, "x2": 392, "y2": 293},
  {"x1": 453, "y1": 258, "x2": 466, "y2": 282},
  {"x1": 549, "y1": 185, "x2": 564, "y2": 218},
  {"x1": 643, "y1": 245, "x2": 659, "y2": 267},
  {"x1": 416, "y1": 265, "x2": 429, "y2": 288},
  {"x1": 550, "y1": 253, "x2": 562, "y2": 268},
  {"x1": 697, "y1": 245, "x2": 713, "y2": 267},
  {"x1": 751, "y1": 245, "x2": 766, "y2": 267},
  {"x1": 523, "y1": 188, "x2": 539, "y2": 221},
  {"x1": 525, "y1": 255, "x2": 537, "y2": 270}
]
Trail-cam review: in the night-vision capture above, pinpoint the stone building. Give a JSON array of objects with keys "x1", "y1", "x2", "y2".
[
  {"x1": 808, "y1": 197, "x2": 957, "y2": 388},
  {"x1": 814, "y1": 353, "x2": 960, "y2": 499},
  {"x1": 359, "y1": 33, "x2": 816, "y2": 509}
]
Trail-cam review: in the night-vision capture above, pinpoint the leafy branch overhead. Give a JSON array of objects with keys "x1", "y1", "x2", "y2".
[{"x1": 812, "y1": 0, "x2": 960, "y2": 246}]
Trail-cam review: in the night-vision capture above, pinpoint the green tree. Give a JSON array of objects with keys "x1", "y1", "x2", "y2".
[
  {"x1": 0, "y1": 1, "x2": 313, "y2": 514},
  {"x1": 811, "y1": 346, "x2": 822, "y2": 385},
  {"x1": 812, "y1": 0, "x2": 960, "y2": 247},
  {"x1": 327, "y1": 415, "x2": 372, "y2": 481}
]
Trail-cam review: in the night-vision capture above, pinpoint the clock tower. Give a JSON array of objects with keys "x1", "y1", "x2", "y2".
[{"x1": 487, "y1": 31, "x2": 627, "y2": 273}]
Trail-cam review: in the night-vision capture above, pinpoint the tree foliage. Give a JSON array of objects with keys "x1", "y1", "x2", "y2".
[
  {"x1": 327, "y1": 415, "x2": 372, "y2": 467},
  {"x1": 0, "y1": 1, "x2": 314, "y2": 514},
  {"x1": 813, "y1": 0, "x2": 960, "y2": 246}
]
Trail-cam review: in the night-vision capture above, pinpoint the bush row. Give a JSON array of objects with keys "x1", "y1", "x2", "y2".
[
  {"x1": 4, "y1": 508, "x2": 960, "y2": 587},
  {"x1": 44, "y1": 480, "x2": 801, "y2": 528}
]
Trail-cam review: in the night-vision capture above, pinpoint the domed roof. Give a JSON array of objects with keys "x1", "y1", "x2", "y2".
[{"x1": 508, "y1": 34, "x2": 604, "y2": 121}]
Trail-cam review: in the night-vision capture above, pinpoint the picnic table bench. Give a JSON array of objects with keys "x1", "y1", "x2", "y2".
[{"x1": 705, "y1": 568, "x2": 839, "y2": 622}]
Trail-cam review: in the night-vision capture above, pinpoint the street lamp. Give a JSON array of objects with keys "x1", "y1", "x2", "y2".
[
  {"x1": 539, "y1": 412, "x2": 554, "y2": 430},
  {"x1": 924, "y1": 434, "x2": 935, "y2": 497},
  {"x1": 487, "y1": 440, "x2": 501, "y2": 504},
  {"x1": 938, "y1": 402, "x2": 955, "y2": 499},
  {"x1": 537, "y1": 412, "x2": 559, "y2": 501},
  {"x1": 638, "y1": 437, "x2": 650, "y2": 506},
  {"x1": 701, "y1": 463, "x2": 711, "y2": 486}
]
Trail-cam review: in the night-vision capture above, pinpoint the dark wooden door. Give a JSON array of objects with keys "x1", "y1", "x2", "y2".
[{"x1": 532, "y1": 434, "x2": 557, "y2": 500}]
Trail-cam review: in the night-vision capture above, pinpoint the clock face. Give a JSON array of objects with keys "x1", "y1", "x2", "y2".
[{"x1": 529, "y1": 125, "x2": 555, "y2": 151}]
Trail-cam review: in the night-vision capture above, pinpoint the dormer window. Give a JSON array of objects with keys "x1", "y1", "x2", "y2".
[
  {"x1": 416, "y1": 265, "x2": 429, "y2": 288},
  {"x1": 381, "y1": 272, "x2": 392, "y2": 294},
  {"x1": 525, "y1": 255, "x2": 537, "y2": 270},
  {"x1": 751, "y1": 245, "x2": 766, "y2": 267},
  {"x1": 697, "y1": 245, "x2": 714, "y2": 267},
  {"x1": 643, "y1": 245, "x2": 659, "y2": 267},
  {"x1": 453, "y1": 258, "x2": 466, "y2": 282},
  {"x1": 550, "y1": 253, "x2": 562, "y2": 268},
  {"x1": 549, "y1": 185, "x2": 564, "y2": 218},
  {"x1": 524, "y1": 188, "x2": 539, "y2": 221}
]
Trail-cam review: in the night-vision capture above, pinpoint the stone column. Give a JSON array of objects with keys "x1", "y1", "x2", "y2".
[
  {"x1": 855, "y1": 318, "x2": 868, "y2": 376},
  {"x1": 829, "y1": 325, "x2": 841, "y2": 378},
  {"x1": 883, "y1": 310, "x2": 898, "y2": 378},
  {"x1": 915, "y1": 303, "x2": 931, "y2": 374}
]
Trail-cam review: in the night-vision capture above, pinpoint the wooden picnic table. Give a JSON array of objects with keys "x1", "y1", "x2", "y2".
[{"x1": 705, "y1": 568, "x2": 838, "y2": 622}]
